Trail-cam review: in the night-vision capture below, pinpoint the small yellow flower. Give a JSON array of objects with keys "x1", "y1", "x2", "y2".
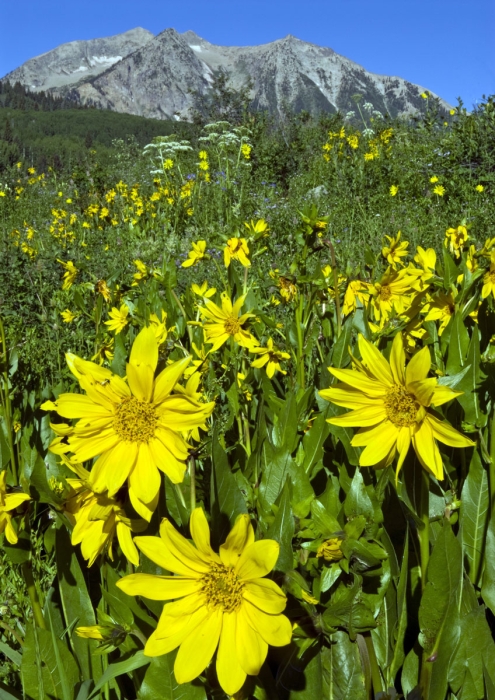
[
  {"x1": 163, "y1": 159, "x2": 174, "y2": 170},
  {"x1": 224, "y1": 237, "x2": 250, "y2": 268},
  {"x1": 444, "y1": 225, "x2": 468, "y2": 258},
  {"x1": 104, "y1": 304, "x2": 130, "y2": 334},
  {"x1": 0, "y1": 192, "x2": 6, "y2": 197},
  {"x1": 199, "y1": 150, "x2": 208, "y2": 160},
  {"x1": 433, "y1": 185, "x2": 446, "y2": 197},
  {"x1": 96, "y1": 279, "x2": 111, "y2": 302},
  {"x1": 57, "y1": 259, "x2": 78, "y2": 290},
  {"x1": 0, "y1": 471, "x2": 31, "y2": 544},
  {"x1": 199, "y1": 293, "x2": 259, "y2": 352},
  {"x1": 132, "y1": 259, "x2": 148, "y2": 285},
  {"x1": 482, "y1": 251, "x2": 495, "y2": 300},
  {"x1": 241, "y1": 143, "x2": 252, "y2": 159},
  {"x1": 317, "y1": 538, "x2": 344, "y2": 562},
  {"x1": 91, "y1": 338, "x2": 114, "y2": 364},
  {"x1": 61, "y1": 309, "x2": 78, "y2": 323},
  {"x1": 382, "y1": 231, "x2": 409, "y2": 268},
  {"x1": 475, "y1": 184, "x2": 484, "y2": 192},
  {"x1": 430, "y1": 176, "x2": 439, "y2": 183},
  {"x1": 182, "y1": 240, "x2": 208, "y2": 268},
  {"x1": 244, "y1": 218, "x2": 269, "y2": 239},
  {"x1": 421, "y1": 92, "x2": 428, "y2": 99},
  {"x1": 251, "y1": 338, "x2": 290, "y2": 378},
  {"x1": 149, "y1": 310, "x2": 171, "y2": 345},
  {"x1": 191, "y1": 281, "x2": 216, "y2": 298},
  {"x1": 389, "y1": 185, "x2": 399, "y2": 196}
]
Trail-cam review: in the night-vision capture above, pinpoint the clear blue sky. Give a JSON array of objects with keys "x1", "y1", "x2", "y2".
[{"x1": 1, "y1": 0, "x2": 493, "y2": 109}]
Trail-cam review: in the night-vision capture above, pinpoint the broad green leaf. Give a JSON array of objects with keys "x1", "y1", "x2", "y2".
[
  {"x1": 311, "y1": 499, "x2": 341, "y2": 537},
  {"x1": 301, "y1": 410, "x2": 330, "y2": 475},
  {"x1": 276, "y1": 642, "x2": 323, "y2": 699},
  {"x1": 56, "y1": 524, "x2": 103, "y2": 682},
  {"x1": 456, "y1": 327, "x2": 484, "y2": 426},
  {"x1": 449, "y1": 606, "x2": 495, "y2": 698},
  {"x1": 484, "y1": 662, "x2": 495, "y2": 700},
  {"x1": 331, "y1": 318, "x2": 353, "y2": 369},
  {"x1": 21, "y1": 623, "x2": 79, "y2": 700},
  {"x1": 343, "y1": 470, "x2": 374, "y2": 522},
  {"x1": 321, "y1": 631, "x2": 366, "y2": 699},
  {"x1": 482, "y1": 509, "x2": 495, "y2": 614},
  {"x1": 418, "y1": 522, "x2": 462, "y2": 700},
  {"x1": 89, "y1": 650, "x2": 150, "y2": 698},
  {"x1": 445, "y1": 312, "x2": 469, "y2": 375},
  {"x1": 272, "y1": 393, "x2": 298, "y2": 453},
  {"x1": 267, "y1": 479, "x2": 294, "y2": 572},
  {"x1": 210, "y1": 425, "x2": 247, "y2": 543},
  {"x1": 442, "y1": 248, "x2": 459, "y2": 291},
  {"x1": 0, "y1": 414, "x2": 12, "y2": 469},
  {"x1": 138, "y1": 652, "x2": 206, "y2": 699},
  {"x1": 460, "y1": 450, "x2": 489, "y2": 586},
  {"x1": 0, "y1": 640, "x2": 21, "y2": 666}
]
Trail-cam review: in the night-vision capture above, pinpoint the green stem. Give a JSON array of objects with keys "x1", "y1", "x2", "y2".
[
  {"x1": 489, "y1": 409, "x2": 495, "y2": 510},
  {"x1": 21, "y1": 561, "x2": 46, "y2": 629},
  {"x1": 0, "y1": 316, "x2": 18, "y2": 485},
  {"x1": 326, "y1": 240, "x2": 342, "y2": 337},
  {"x1": 419, "y1": 468, "x2": 432, "y2": 699},
  {"x1": 189, "y1": 455, "x2": 196, "y2": 512},
  {"x1": 295, "y1": 296, "x2": 305, "y2": 389},
  {"x1": 419, "y1": 469, "x2": 430, "y2": 592},
  {"x1": 364, "y1": 634, "x2": 383, "y2": 696}
]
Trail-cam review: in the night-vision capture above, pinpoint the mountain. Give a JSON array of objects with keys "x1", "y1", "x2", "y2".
[
  {"x1": 2, "y1": 28, "x2": 153, "y2": 91},
  {"x1": 2, "y1": 28, "x2": 450, "y2": 119}
]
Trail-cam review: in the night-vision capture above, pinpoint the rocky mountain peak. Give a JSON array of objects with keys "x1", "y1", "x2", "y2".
[{"x1": 2, "y1": 28, "x2": 451, "y2": 120}]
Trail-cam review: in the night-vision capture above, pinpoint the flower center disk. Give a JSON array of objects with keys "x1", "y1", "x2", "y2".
[
  {"x1": 113, "y1": 397, "x2": 157, "y2": 442},
  {"x1": 224, "y1": 317, "x2": 241, "y2": 336},
  {"x1": 384, "y1": 385, "x2": 419, "y2": 427},
  {"x1": 201, "y1": 563, "x2": 244, "y2": 613},
  {"x1": 379, "y1": 285, "x2": 392, "y2": 301}
]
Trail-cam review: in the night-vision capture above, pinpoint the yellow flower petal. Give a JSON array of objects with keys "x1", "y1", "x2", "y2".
[
  {"x1": 426, "y1": 414, "x2": 475, "y2": 448},
  {"x1": 129, "y1": 326, "x2": 159, "y2": 375},
  {"x1": 412, "y1": 420, "x2": 443, "y2": 479},
  {"x1": 129, "y1": 443, "x2": 161, "y2": 505},
  {"x1": 160, "y1": 519, "x2": 211, "y2": 572},
  {"x1": 148, "y1": 436, "x2": 187, "y2": 484},
  {"x1": 236, "y1": 540, "x2": 280, "y2": 580},
  {"x1": 133, "y1": 536, "x2": 201, "y2": 577},
  {"x1": 243, "y1": 578, "x2": 287, "y2": 614},
  {"x1": 243, "y1": 601, "x2": 292, "y2": 647},
  {"x1": 190, "y1": 508, "x2": 218, "y2": 560},
  {"x1": 405, "y1": 346, "x2": 431, "y2": 386},
  {"x1": 327, "y1": 405, "x2": 387, "y2": 428},
  {"x1": 329, "y1": 368, "x2": 388, "y2": 396},
  {"x1": 116, "y1": 573, "x2": 200, "y2": 600},
  {"x1": 153, "y1": 357, "x2": 191, "y2": 403},
  {"x1": 116, "y1": 522, "x2": 140, "y2": 566},
  {"x1": 358, "y1": 421, "x2": 398, "y2": 467},
  {"x1": 220, "y1": 513, "x2": 254, "y2": 568},
  {"x1": 389, "y1": 333, "x2": 406, "y2": 385},
  {"x1": 216, "y1": 612, "x2": 246, "y2": 696},
  {"x1": 174, "y1": 609, "x2": 223, "y2": 683},
  {"x1": 126, "y1": 362, "x2": 154, "y2": 403},
  {"x1": 235, "y1": 605, "x2": 268, "y2": 675},
  {"x1": 358, "y1": 335, "x2": 393, "y2": 385}
]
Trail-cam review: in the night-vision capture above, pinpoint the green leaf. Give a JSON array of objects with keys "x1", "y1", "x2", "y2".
[
  {"x1": 343, "y1": 470, "x2": 374, "y2": 522},
  {"x1": 449, "y1": 606, "x2": 495, "y2": 698},
  {"x1": 0, "y1": 414, "x2": 12, "y2": 468},
  {"x1": 276, "y1": 642, "x2": 323, "y2": 699},
  {"x1": 267, "y1": 479, "x2": 294, "y2": 572},
  {"x1": 311, "y1": 499, "x2": 341, "y2": 537},
  {"x1": 138, "y1": 653, "x2": 206, "y2": 699},
  {"x1": 110, "y1": 333, "x2": 127, "y2": 377},
  {"x1": 21, "y1": 623, "x2": 79, "y2": 700},
  {"x1": 482, "y1": 510, "x2": 495, "y2": 615},
  {"x1": 388, "y1": 529, "x2": 409, "y2": 685},
  {"x1": 442, "y1": 247, "x2": 459, "y2": 290},
  {"x1": 210, "y1": 425, "x2": 247, "y2": 543},
  {"x1": 460, "y1": 450, "x2": 489, "y2": 586},
  {"x1": 456, "y1": 327, "x2": 484, "y2": 425},
  {"x1": 0, "y1": 640, "x2": 21, "y2": 666},
  {"x1": 301, "y1": 410, "x2": 330, "y2": 475},
  {"x1": 446, "y1": 312, "x2": 469, "y2": 375},
  {"x1": 321, "y1": 632, "x2": 366, "y2": 699},
  {"x1": 89, "y1": 650, "x2": 150, "y2": 698},
  {"x1": 401, "y1": 646, "x2": 420, "y2": 698},
  {"x1": 418, "y1": 522, "x2": 462, "y2": 700},
  {"x1": 272, "y1": 393, "x2": 298, "y2": 453},
  {"x1": 331, "y1": 318, "x2": 353, "y2": 369},
  {"x1": 55, "y1": 523, "x2": 103, "y2": 682}
]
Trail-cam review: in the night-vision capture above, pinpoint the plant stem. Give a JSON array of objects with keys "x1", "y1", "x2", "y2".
[
  {"x1": 489, "y1": 409, "x2": 495, "y2": 510},
  {"x1": 21, "y1": 561, "x2": 46, "y2": 629},
  {"x1": 419, "y1": 468, "x2": 430, "y2": 592},
  {"x1": 419, "y1": 468, "x2": 432, "y2": 699},
  {"x1": 364, "y1": 634, "x2": 383, "y2": 696},
  {"x1": 189, "y1": 455, "x2": 196, "y2": 512}
]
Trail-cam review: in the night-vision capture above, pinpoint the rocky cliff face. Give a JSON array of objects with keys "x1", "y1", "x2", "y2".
[
  {"x1": 3, "y1": 28, "x2": 153, "y2": 91},
  {"x1": 2, "y1": 28, "x2": 450, "y2": 119}
]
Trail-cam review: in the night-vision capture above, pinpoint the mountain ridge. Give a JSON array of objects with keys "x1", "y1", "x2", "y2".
[{"x1": 2, "y1": 28, "x2": 451, "y2": 120}]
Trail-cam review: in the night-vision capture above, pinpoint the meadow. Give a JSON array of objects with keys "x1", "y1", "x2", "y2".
[{"x1": 0, "y1": 92, "x2": 495, "y2": 700}]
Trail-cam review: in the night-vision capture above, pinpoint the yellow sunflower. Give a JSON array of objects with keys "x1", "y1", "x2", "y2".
[
  {"x1": 482, "y1": 251, "x2": 495, "y2": 299},
  {"x1": 369, "y1": 268, "x2": 417, "y2": 325},
  {"x1": 320, "y1": 333, "x2": 474, "y2": 480},
  {"x1": 63, "y1": 462, "x2": 145, "y2": 567},
  {"x1": 251, "y1": 338, "x2": 290, "y2": 377},
  {"x1": 224, "y1": 237, "x2": 250, "y2": 268},
  {"x1": 117, "y1": 508, "x2": 292, "y2": 696},
  {"x1": 42, "y1": 327, "x2": 215, "y2": 520},
  {"x1": 0, "y1": 471, "x2": 31, "y2": 544},
  {"x1": 199, "y1": 293, "x2": 259, "y2": 352}
]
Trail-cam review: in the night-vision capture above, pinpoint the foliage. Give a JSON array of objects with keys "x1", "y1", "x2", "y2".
[{"x1": 0, "y1": 94, "x2": 495, "y2": 699}]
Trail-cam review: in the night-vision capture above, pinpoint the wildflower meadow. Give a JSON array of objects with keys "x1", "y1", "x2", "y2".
[{"x1": 1, "y1": 94, "x2": 495, "y2": 699}]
